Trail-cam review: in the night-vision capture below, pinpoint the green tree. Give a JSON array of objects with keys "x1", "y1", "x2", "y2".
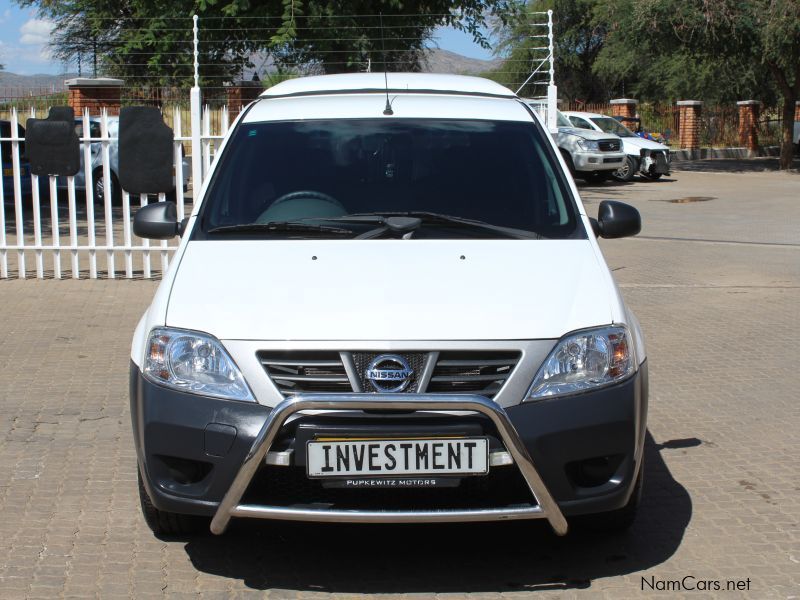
[{"x1": 595, "y1": 0, "x2": 799, "y2": 169}]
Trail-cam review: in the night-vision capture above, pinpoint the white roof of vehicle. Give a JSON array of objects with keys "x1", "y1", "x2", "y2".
[
  {"x1": 260, "y1": 73, "x2": 516, "y2": 98},
  {"x1": 245, "y1": 74, "x2": 533, "y2": 123}
]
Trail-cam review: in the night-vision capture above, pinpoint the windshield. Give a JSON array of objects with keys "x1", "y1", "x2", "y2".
[
  {"x1": 198, "y1": 119, "x2": 582, "y2": 240},
  {"x1": 556, "y1": 111, "x2": 572, "y2": 128},
  {"x1": 590, "y1": 117, "x2": 635, "y2": 137}
]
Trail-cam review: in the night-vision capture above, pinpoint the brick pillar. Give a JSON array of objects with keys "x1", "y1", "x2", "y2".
[
  {"x1": 677, "y1": 100, "x2": 703, "y2": 151},
  {"x1": 795, "y1": 100, "x2": 800, "y2": 122},
  {"x1": 65, "y1": 78, "x2": 124, "y2": 116},
  {"x1": 226, "y1": 80, "x2": 263, "y2": 114},
  {"x1": 609, "y1": 98, "x2": 638, "y2": 119},
  {"x1": 737, "y1": 100, "x2": 760, "y2": 155}
]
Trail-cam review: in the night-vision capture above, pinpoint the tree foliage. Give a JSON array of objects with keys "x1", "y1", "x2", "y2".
[
  {"x1": 593, "y1": 0, "x2": 777, "y2": 104},
  {"x1": 594, "y1": 0, "x2": 799, "y2": 167}
]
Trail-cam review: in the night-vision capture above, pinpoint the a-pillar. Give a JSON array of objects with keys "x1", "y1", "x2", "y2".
[
  {"x1": 677, "y1": 100, "x2": 703, "y2": 152},
  {"x1": 66, "y1": 78, "x2": 124, "y2": 116},
  {"x1": 737, "y1": 100, "x2": 761, "y2": 156}
]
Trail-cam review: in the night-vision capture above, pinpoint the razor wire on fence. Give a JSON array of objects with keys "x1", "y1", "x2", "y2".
[{"x1": 6, "y1": 13, "x2": 555, "y2": 102}]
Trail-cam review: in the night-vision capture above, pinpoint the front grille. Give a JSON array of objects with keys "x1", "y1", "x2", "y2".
[
  {"x1": 259, "y1": 351, "x2": 352, "y2": 396},
  {"x1": 427, "y1": 351, "x2": 521, "y2": 399},
  {"x1": 260, "y1": 350, "x2": 522, "y2": 398},
  {"x1": 242, "y1": 465, "x2": 534, "y2": 511},
  {"x1": 598, "y1": 139, "x2": 621, "y2": 152},
  {"x1": 352, "y1": 352, "x2": 428, "y2": 393}
]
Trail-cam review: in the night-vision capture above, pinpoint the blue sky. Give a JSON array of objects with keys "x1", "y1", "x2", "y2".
[
  {"x1": 0, "y1": 0, "x2": 493, "y2": 75},
  {"x1": 0, "y1": 0, "x2": 61, "y2": 74},
  {"x1": 430, "y1": 26, "x2": 494, "y2": 61}
]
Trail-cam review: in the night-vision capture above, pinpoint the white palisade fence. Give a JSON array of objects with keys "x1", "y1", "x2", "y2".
[{"x1": 0, "y1": 104, "x2": 230, "y2": 279}]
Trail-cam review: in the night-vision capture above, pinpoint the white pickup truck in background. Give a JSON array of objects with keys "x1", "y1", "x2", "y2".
[
  {"x1": 526, "y1": 103, "x2": 625, "y2": 183},
  {"x1": 564, "y1": 111, "x2": 672, "y2": 181}
]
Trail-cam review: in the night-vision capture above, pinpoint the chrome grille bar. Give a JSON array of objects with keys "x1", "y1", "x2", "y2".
[
  {"x1": 435, "y1": 358, "x2": 516, "y2": 367},
  {"x1": 430, "y1": 374, "x2": 511, "y2": 382}
]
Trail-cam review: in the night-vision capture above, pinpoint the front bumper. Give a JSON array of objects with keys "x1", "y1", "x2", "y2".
[
  {"x1": 572, "y1": 151, "x2": 626, "y2": 172},
  {"x1": 640, "y1": 149, "x2": 671, "y2": 175},
  {"x1": 131, "y1": 360, "x2": 648, "y2": 533}
]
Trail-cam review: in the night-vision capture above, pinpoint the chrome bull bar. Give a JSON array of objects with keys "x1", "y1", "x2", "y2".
[{"x1": 210, "y1": 394, "x2": 568, "y2": 536}]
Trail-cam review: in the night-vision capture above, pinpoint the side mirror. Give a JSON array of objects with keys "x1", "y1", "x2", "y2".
[
  {"x1": 134, "y1": 201, "x2": 179, "y2": 239},
  {"x1": 596, "y1": 200, "x2": 641, "y2": 239}
]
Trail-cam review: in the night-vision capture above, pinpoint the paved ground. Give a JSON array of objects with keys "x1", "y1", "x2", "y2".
[{"x1": 0, "y1": 162, "x2": 798, "y2": 598}]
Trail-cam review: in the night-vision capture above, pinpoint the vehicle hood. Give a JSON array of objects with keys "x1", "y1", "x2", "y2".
[
  {"x1": 621, "y1": 136, "x2": 669, "y2": 151},
  {"x1": 166, "y1": 239, "x2": 614, "y2": 341},
  {"x1": 557, "y1": 127, "x2": 620, "y2": 141}
]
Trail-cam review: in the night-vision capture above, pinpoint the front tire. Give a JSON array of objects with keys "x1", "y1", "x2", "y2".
[
  {"x1": 612, "y1": 156, "x2": 637, "y2": 182},
  {"x1": 93, "y1": 168, "x2": 121, "y2": 205},
  {"x1": 138, "y1": 470, "x2": 205, "y2": 536},
  {"x1": 582, "y1": 171, "x2": 609, "y2": 183}
]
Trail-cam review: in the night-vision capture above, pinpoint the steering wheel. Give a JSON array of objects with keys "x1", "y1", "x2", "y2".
[
  {"x1": 272, "y1": 190, "x2": 339, "y2": 206},
  {"x1": 257, "y1": 190, "x2": 346, "y2": 223}
]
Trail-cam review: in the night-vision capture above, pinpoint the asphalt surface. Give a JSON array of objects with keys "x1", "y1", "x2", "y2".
[{"x1": 0, "y1": 162, "x2": 798, "y2": 598}]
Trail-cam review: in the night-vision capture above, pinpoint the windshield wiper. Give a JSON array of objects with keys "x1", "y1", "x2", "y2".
[
  {"x1": 296, "y1": 215, "x2": 422, "y2": 238},
  {"x1": 207, "y1": 221, "x2": 355, "y2": 236},
  {"x1": 331, "y1": 212, "x2": 542, "y2": 240}
]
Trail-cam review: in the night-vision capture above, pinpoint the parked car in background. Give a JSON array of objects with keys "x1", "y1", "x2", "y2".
[
  {"x1": 546, "y1": 108, "x2": 625, "y2": 183},
  {"x1": 1, "y1": 120, "x2": 32, "y2": 202},
  {"x1": 54, "y1": 117, "x2": 190, "y2": 203},
  {"x1": 563, "y1": 111, "x2": 671, "y2": 181}
]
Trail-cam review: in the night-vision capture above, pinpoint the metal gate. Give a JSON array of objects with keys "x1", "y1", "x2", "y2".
[{"x1": 0, "y1": 105, "x2": 228, "y2": 279}]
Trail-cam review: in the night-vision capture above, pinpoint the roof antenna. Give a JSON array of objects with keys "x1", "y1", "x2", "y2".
[{"x1": 379, "y1": 13, "x2": 393, "y2": 115}]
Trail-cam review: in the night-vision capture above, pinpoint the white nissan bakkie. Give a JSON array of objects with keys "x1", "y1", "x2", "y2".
[{"x1": 130, "y1": 73, "x2": 648, "y2": 537}]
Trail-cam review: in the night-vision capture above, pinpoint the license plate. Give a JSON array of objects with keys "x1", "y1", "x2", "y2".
[{"x1": 307, "y1": 437, "x2": 489, "y2": 478}]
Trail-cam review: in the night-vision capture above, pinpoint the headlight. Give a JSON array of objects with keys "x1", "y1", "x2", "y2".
[
  {"x1": 143, "y1": 327, "x2": 255, "y2": 402},
  {"x1": 576, "y1": 139, "x2": 600, "y2": 151},
  {"x1": 527, "y1": 326, "x2": 635, "y2": 400}
]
